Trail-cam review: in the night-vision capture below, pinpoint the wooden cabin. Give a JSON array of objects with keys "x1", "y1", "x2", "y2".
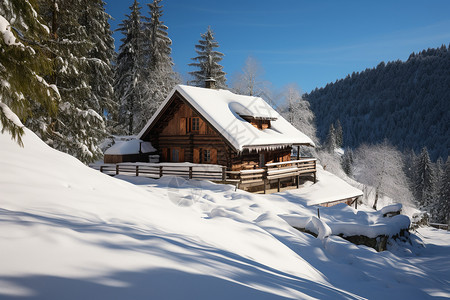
[{"x1": 136, "y1": 85, "x2": 315, "y2": 172}]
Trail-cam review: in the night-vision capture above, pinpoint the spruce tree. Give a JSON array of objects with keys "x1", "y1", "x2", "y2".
[
  {"x1": 114, "y1": 0, "x2": 146, "y2": 135},
  {"x1": 36, "y1": 0, "x2": 106, "y2": 163},
  {"x1": 414, "y1": 147, "x2": 435, "y2": 210},
  {"x1": 79, "y1": 0, "x2": 117, "y2": 131},
  {"x1": 189, "y1": 26, "x2": 226, "y2": 88},
  {"x1": 0, "y1": 0, "x2": 58, "y2": 145},
  {"x1": 137, "y1": 0, "x2": 179, "y2": 131},
  {"x1": 435, "y1": 157, "x2": 450, "y2": 223},
  {"x1": 341, "y1": 147, "x2": 354, "y2": 176},
  {"x1": 335, "y1": 119, "x2": 343, "y2": 148},
  {"x1": 325, "y1": 123, "x2": 336, "y2": 152}
]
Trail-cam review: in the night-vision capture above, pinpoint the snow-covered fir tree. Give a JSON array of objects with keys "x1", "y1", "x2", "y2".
[
  {"x1": 414, "y1": 147, "x2": 435, "y2": 210},
  {"x1": 79, "y1": 0, "x2": 117, "y2": 131},
  {"x1": 335, "y1": 119, "x2": 343, "y2": 148},
  {"x1": 279, "y1": 83, "x2": 318, "y2": 145},
  {"x1": 325, "y1": 123, "x2": 336, "y2": 152},
  {"x1": 435, "y1": 157, "x2": 450, "y2": 223},
  {"x1": 341, "y1": 147, "x2": 354, "y2": 176},
  {"x1": 137, "y1": 0, "x2": 179, "y2": 131},
  {"x1": 36, "y1": 0, "x2": 106, "y2": 163},
  {"x1": 0, "y1": 0, "x2": 58, "y2": 145},
  {"x1": 189, "y1": 26, "x2": 226, "y2": 88},
  {"x1": 114, "y1": 0, "x2": 146, "y2": 135}
]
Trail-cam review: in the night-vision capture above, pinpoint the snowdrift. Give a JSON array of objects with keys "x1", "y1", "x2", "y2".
[{"x1": 1, "y1": 126, "x2": 449, "y2": 299}]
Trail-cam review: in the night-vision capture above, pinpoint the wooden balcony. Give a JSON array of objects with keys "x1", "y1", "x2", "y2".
[
  {"x1": 225, "y1": 158, "x2": 317, "y2": 193},
  {"x1": 91, "y1": 158, "x2": 317, "y2": 194}
]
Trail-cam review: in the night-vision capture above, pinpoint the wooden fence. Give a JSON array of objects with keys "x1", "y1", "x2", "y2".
[{"x1": 91, "y1": 163, "x2": 226, "y2": 181}]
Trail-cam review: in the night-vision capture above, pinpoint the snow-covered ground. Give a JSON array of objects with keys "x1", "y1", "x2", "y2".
[{"x1": 1, "y1": 128, "x2": 449, "y2": 299}]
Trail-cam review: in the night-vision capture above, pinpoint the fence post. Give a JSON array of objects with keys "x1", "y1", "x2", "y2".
[
  {"x1": 263, "y1": 179, "x2": 267, "y2": 194},
  {"x1": 159, "y1": 165, "x2": 163, "y2": 178},
  {"x1": 277, "y1": 178, "x2": 281, "y2": 192},
  {"x1": 189, "y1": 166, "x2": 193, "y2": 179},
  {"x1": 222, "y1": 167, "x2": 226, "y2": 181},
  {"x1": 100, "y1": 165, "x2": 104, "y2": 173},
  {"x1": 136, "y1": 165, "x2": 139, "y2": 177},
  {"x1": 116, "y1": 164, "x2": 119, "y2": 175},
  {"x1": 296, "y1": 174, "x2": 300, "y2": 188}
]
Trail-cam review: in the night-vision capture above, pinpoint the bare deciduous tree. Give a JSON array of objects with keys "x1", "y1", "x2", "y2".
[
  {"x1": 231, "y1": 56, "x2": 271, "y2": 98},
  {"x1": 353, "y1": 142, "x2": 414, "y2": 209}
]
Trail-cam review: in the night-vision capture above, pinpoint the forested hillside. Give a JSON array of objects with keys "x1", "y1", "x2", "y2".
[{"x1": 305, "y1": 45, "x2": 450, "y2": 161}]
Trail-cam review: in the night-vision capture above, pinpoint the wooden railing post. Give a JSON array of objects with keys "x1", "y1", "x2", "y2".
[
  {"x1": 313, "y1": 160, "x2": 317, "y2": 183},
  {"x1": 100, "y1": 165, "x2": 104, "y2": 173},
  {"x1": 222, "y1": 167, "x2": 226, "y2": 181},
  {"x1": 116, "y1": 164, "x2": 119, "y2": 175},
  {"x1": 159, "y1": 165, "x2": 163, "y2": 178},
  {"x1": 136, "y1": 165, "x2": 139, "y2": 177},
  {"x1": 189, "y1": 166, "x2": 193, "y2": 179}
]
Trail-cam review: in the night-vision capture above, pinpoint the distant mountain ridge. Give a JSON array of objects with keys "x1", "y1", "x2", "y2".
[{"x1": 305, "y1": 45, "x2": 450, "y2": 160}]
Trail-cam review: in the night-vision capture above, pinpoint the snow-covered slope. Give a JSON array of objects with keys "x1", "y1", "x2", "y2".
[{"x1": 1, "y1": 128, "x2": 449, "y2": 299}]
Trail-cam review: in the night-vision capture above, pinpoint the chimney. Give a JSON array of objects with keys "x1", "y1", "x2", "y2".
[{"x1": 205, "y1": 77, "x2": 216, "y2": 89}]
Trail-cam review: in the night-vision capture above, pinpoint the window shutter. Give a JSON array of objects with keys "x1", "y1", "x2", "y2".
[
  {"x1": 180, "y1": 149, "x2": 185, "y2": 162},
  {"x1": 193, "y1": 148, "x2": 200, "y2": 163},
  {"x1": 161, "y1": 148, "x2": 168, "y2": 161},
  {"x1": 211, "y1": 149, "x2": 217, "y2": 164},
  {"x1": 199, "y1": 119, "x2": 206, "y2": 134},
  {"x1": 179, "y1": 118, "x2": 186, "y2": 134}
]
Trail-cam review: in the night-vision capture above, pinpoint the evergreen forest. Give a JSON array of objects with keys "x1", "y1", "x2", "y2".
[{"x1": 305, "y1": 45, "x2": 450, "y2": 161}]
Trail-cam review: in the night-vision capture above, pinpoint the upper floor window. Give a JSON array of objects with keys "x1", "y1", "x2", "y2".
[{"x1": 190, "y1": 117, "x2": 200, "y2": 132}]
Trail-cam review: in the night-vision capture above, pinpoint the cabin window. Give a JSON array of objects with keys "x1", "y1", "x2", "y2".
[
  {"x1": 203, "y1": 149, "x2": 211, "y2": 162},
  {"x1": 190, "y1": 117, "x2": 200, "y2": 132},
  {"x1": 248, "y1": 118, "x2": 270, "y2": 130}
]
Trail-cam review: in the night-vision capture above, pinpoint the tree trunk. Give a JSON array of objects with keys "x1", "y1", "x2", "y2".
[{"x1": 373, "y1": 187, "x2": 379, "y2": 210}]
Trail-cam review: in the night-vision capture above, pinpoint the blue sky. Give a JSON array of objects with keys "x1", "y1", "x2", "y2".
[{"x1": 105, "y1": 0, "x2": 450, "y2": 93}]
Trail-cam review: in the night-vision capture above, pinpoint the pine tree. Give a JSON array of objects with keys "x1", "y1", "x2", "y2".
[
  {"x1": 0, "y1": 0, "x2": 58, "y2": 145},
  {"x1": 36, "y1": 0, "x2": 106, "y2": 163},
  {"x1": 189, "y1": 26, "x2": 226, "y2": 88},
  {"x1": 434, "y1": 157, "x2": 450, "y2": 223},
  {"x1": 137, "y1": 0, "x2": 179, "y2": 131},
  {"x1": 79, "y1": 0, "x2": 117, "y2": 131},
  {"x1": 325, "y1": 123, "x2": 336, "y2": 152},
  {"x1": 341, "y1": 147, "x2": 354, "y2": 176},
  {"x1": 335, "y1": 119, "x2": 343, "y2": 148},
  {"x1": 114, "y1": 0, "x2": 146, "y2": 135},
  {"x1": 414, "y1": 147, "x2": 435, "y2": 210}
]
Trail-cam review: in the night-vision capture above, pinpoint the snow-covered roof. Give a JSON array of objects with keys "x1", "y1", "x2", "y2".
[
  {"x1": 137, "y1": 85, "x2": 315, "y2": 151},
  {"x1": 105, "y1": 139, "x2": 155, "y2": 155}
]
